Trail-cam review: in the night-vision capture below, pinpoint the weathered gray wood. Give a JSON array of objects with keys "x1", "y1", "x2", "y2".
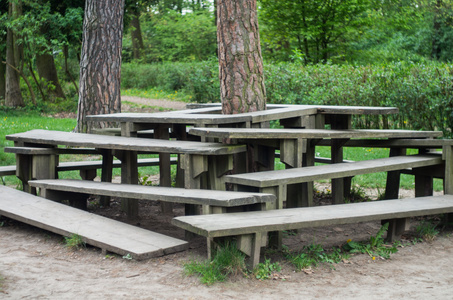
[
  {"x1": 6, "y1": 130, "x2": 247, "y2": 155},
  {"x1": 0, "y1": 165, "x2": 16, "y2": 176},
  {"x1": 172, "y1": 195, "x2": 453, "y2": 238},
  {"x1": 189, "y1": 128, "x2": 443, "y2": 140},
  {"x1": 5, "y1": 146, "x2": 99, "y2": 155},
  {"x1": 225, "y1": 155, "x2": 443, "y2": 188},
  {"x1": 28, "y1": 179, "x2": 276, "y2": 207},
  {"x1": 317, "y1": 139, "x2": 453, "y2": 148},
  {"x1": 0, "y1": 185, "x2": 188, "y2": 259},
  {"x1": 87, "y1": 105, "x2": 319, "y2": 127},
  {"x1": 0, "y1": 157, "x2": 178, "y2": 178}
]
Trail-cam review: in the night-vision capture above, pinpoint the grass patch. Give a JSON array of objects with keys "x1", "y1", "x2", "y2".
[
  {"x1": 416, "y1": 220, "x2": 440, "y2": 242},
  {"x1": 253, "y1": 258, "x2": 281, "y2": 280},
  {"x1": 284, "y1": 243, "x2": 349, "y2": 271},
  {"x1": 342, "y1": 223, "x2": 398, "y2": 259},
  {"x1": 122, "y1": 88, "x2": 193, "y2": 103},
  {"x1": 64, "y1": 233, "x2": 86, "y2": 249},
  {"x1": 183, "y1": 242, "x2": 246, "y2": 285}
]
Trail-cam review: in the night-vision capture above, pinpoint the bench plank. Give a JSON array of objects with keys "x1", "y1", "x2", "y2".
[
  {"x1": 172, "y1": 195, "x2": 453, "y2": 238},
  {"x1": 0, "y1": 185, "x2": 188, "y2": 259},
  {"x1": 28, "y1": 179, "x2": 276, "y2": 207},
  {"x1": 189, "y1": 128, "x2": 443, "y2": 140},
  {"x1": 0, "y1": 165, "x2": 16, "y2": 176},
  {"x1": 6, "y1": 129, "x2": 246, "y2": 155},
  {"x1": 225, "y1": 155, "x2": 443, "y2": 188}
]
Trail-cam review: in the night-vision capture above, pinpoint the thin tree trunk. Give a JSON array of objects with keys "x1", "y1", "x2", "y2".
[
  {"x1": 130, "y1": 9, "x2": 144, "y2": 60},
  {"x1": 5, "y1": 1, "x2": 24, "y2": 107},
  {"x1": 63, "y1": 45, "x2": 79, "y2": 93},
  {"x1": 217, "y1": 0, "x2": 266, "y2": 114},
  {"x1": 36, "y1": 51, "x2": 66, "y2": 99},
  {"x1": 76, "y1": 0, "x2": 125, "y2": 133},
  {"x1": 0, "y1": 50, "x2": 5, "y2": 100}
]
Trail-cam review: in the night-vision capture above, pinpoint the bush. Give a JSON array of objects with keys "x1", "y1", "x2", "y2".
[{"x1": 122, "y1": 60, "x2": 453, "y2": 136}]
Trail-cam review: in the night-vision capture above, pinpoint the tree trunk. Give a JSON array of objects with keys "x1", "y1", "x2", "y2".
[
  {"x1": 76, "y1": 0, "x2": 125, "y2": 133},
  {"x1": 130, "y1": 9, "x2": 144, "y2": 60},
  {"x1": 5, "y1": 1, "x2": 24, "y2": 107},
  {"x1": 36, "y1": 52, "x2": 66, "y2": 99},
  {"x1": 217, "y1": 0, "x2": 266, "y2": 114},
  {"x1": 0, "y1": 61, "x2": 5, "y2": 101}
]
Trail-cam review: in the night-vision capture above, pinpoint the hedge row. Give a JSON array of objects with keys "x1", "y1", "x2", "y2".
[{"x1": 122, "y1": 61, "x2": 453, "y2": 137}]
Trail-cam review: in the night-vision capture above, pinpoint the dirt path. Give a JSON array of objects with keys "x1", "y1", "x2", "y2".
[
  {"x1": 1, "y1": 218, "x2": 453, "y2": 299},
  {"x1": 1, "y1": 97, "x2": 453, "y2": 299}
]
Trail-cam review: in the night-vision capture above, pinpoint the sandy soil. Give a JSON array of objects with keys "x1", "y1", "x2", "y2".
[
  {"x1": 1, "y1": 209, "x2": 453, "y2": 300},
  {"x1": 2, "y1": 98, "x2": 453, "y2": 299}
]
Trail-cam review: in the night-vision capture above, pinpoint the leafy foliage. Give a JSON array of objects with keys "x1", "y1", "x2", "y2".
[
  {"x1": 253, "y1": 258, "x2": 281, "y2": 280},
  {"x1": 283, "y1": 243, "x2": 348, "y2": 271},
  {"x1": 342, "y1": 223, "x2": 399, "y2": 259}
]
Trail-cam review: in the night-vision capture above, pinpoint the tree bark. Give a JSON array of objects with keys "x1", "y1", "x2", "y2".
[
  {"x1": 217, "y1": 0, "x2": 266, "y2": 114},
  {"x1": 76, "y1": 0, "x2": 125, "y2": 133},
  {"x1": 5, "y1": 1, "x2": 24, "y2": 107},
  {"x1": 36, "y1": 51, "x2": 66, "y2": 99},
  {"x1": 130, "y1": 9, "x2": 144, "y2": 60}
]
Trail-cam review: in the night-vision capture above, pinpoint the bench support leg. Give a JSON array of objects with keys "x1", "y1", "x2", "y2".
[
  {"x1": 384, "y1": 218, "x2": 409, "y2": 243},
  {"x1": 100, "y1": 149, "x2": 113, "y2": 207}
]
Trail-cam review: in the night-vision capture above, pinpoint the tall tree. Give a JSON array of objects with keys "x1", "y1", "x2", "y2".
[
  {"x1": 217, "y1": 0, "x2": 266, "y2": 114},
  {"x1": 5, "y1": 0, "x2": 24, "y2": 107},
  {"x1": 260, "y1": 0, "x2": 369, "y2": 63},
  {"x1": 76, "y1": 0, "x2": 125, "y2": 133}
]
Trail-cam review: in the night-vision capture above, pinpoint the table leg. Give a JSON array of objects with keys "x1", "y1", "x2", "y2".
[{"x1": 155, "y1": 125, "x2": 173, "y2": 214}]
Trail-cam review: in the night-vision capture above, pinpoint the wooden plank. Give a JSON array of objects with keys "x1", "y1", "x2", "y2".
[
  {"x1": 5, "y1": 147, "x2": 99, "y2": 155},
  {"x1": 0, "y1": 157, "x2": 178, "y2": 177},
  {"x1": 28, "y1": 179, "x2": 276, "y2": 207},
  {"x1": 315, "y1": 105, "x2": 399, "y2": 115},
  {"x1": 189, "y1": 128, "x2": 443, "y2": 140},
  {"x1": 0, "y1": 165, "x2": 16, "y2": 176},
  {"x1": 0, "y1": 185, "x2": 188, "y2": 259},
  {"x1": 225, "y1": 155, "x2": 443, "y2": 188},
  {"x1": 317, "y1": 139, "x2": 453, "y2": 148},
  {"x1": 172, "y1": 195, "x2": 453, "y2": 238},
  {"x1": 6, "y1": 130, "x2": 246, "y2": 156}
]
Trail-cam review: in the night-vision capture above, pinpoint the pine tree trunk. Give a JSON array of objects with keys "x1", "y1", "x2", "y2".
[
  {"x1": 130, "y1": 9, "x2": 144, "y2": 60},
  {"x1": 5, "y1": 1, "x2": 24, "y2": 107},
  {"x1": 76, "y1": 0, "x2": 125, "y2": 133},
  {"x1": 217, "y1": 0, "x2": 266, "y2": 114},
  {"x1": 36, "y1": 52, "x2": 66, "y2": 99}
]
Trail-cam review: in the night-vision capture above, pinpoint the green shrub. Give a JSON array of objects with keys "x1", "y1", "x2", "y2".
[{"x1": 122, "y1": 60, "x2": 453, "y2": 136}]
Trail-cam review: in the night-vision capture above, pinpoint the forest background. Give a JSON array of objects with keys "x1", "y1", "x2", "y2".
[{"x1": 1, "y1": 0, "x2": 453, "y2": 136}]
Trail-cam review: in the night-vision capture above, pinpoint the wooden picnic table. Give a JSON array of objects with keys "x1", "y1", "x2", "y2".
[
  {"x1": 6, "y1": 129, "x2": 246, "y2": 218},
  {"x1": 188, "y1": 127, "x2": 444, "y2": 206}
]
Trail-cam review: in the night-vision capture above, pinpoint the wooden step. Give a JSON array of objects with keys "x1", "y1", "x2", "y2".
[
  {"x1": 225, "y1": 155, "x2": 444, "y2": 188},
  {"x1": 172, "y1": 195, "x2": 453, "y2": 267},
  {"x1": 0, "y1": 185, "x2": 188, "y2": 259},
  {"x1": 28, "y1": 179, "x2": 275, "y2": 209},
  {"x1": 173, "y1": 195, "x2": 453, "y2": 237}
]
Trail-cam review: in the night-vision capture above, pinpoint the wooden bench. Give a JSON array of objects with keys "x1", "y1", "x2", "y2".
[
  {"x1": 172, "y1": 194, "x2": 453, "y2": 267},
  {"x1": 28, "y1": 179, "x2": 276, "y2": 213},
  {"x1": 225, "y1": 154, "x2": 444, "y2": 208},
  {"x1": 3, "y1": 146, "x2": 177, "y2": 181},
  {"x1": 0, "y1": 185, "x2": 188, "y2": 259},
  {"x1": 6, "y1": 129, "x2": 247, "y2": 219}
]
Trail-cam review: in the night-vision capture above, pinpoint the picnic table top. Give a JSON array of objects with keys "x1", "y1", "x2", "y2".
[
  {"x1": 188, "y1": 127, "x2": 443, "y2": 140},
  {"x1": 87, "y1": 105, "x2": 319, "y2": 125},
  {"x1": 186, "y1": 103, "x2": 400, "y2": 115},
  {"x1": 6, "y1": 129, "x2": 246, "y2": 155},
  {"x1": 86, "y1": 104, "x2": 399, "y2": 125}
]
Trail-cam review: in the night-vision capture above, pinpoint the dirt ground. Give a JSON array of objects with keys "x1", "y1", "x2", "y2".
[{"x1": 1, "y1": 98, "x2": 453, "y2": 299}]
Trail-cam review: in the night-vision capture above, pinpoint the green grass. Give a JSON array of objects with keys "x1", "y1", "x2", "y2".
[
  {"x1": 183, "y1": 242, "x2": 247, "y2": 285},
  {"x1": 122, "y1": 88, "x2": 193, "y2": 103},
  {"x1": 64, "y1": 233, "x2": 86, "y2": 249}
]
